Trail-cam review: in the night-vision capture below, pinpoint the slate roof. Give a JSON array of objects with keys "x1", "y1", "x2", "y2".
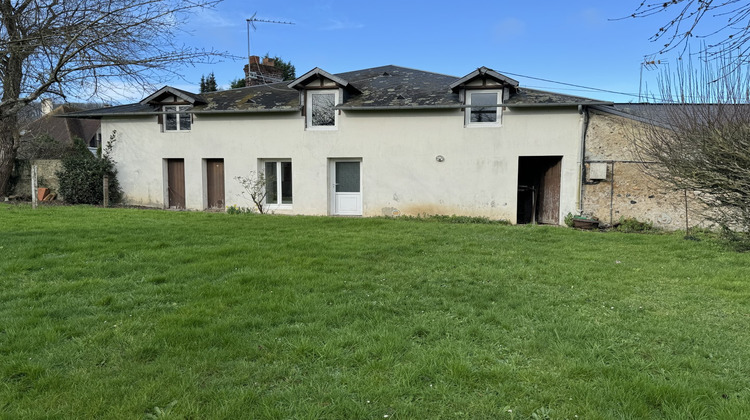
[
  {"x1": 19, "y1": 105, "x2": 99, "y2": 155},
  {"x1": 65, "y1": 65, "x2": 610, "y2": 118},
  {"x1": 592, "y1": 103, "x2": 750, "y2": 128}
]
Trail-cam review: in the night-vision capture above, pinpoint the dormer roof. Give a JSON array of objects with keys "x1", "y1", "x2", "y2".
[
  {"x1": 449, "y1": 67, "x2": 519, "y2": 92},
  {"x1": 287, "y1": 67, "x2": 361, "y2": 94},
  {"x1": 140, "y1": 86, "x2": 206, "y2": 105}
]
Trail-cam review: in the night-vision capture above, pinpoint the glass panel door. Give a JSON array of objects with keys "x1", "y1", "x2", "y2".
[{"x1": 335, "y1": 161, "x2": 360, "y2": 192}]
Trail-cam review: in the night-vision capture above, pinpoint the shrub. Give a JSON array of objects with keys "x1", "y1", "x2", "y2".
[
  {"x1": 226, "y1": 205, "x2": 255, "y2": 215},
  {"x1": 234, "y1": 171, "x2": 270, "y2": 214},
  {"x1": 57, "y1": 134, "x2": 121, "y2": 205},
  {"x1": 614, "y1": 217, "x2": 656, "y2": 233},
  {"x1": 719, "y1": 226, "x2": 750, "y2": 252},
  {"x1": 564, "y1": 212, "x2": 575, "y2": 227}
]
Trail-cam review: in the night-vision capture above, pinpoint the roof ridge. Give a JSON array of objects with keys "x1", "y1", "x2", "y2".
[{"x1": 334, "y1": 64, "x2": 458, "y2": 79}]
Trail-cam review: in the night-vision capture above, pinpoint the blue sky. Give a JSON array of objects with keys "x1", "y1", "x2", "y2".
[{"x1": 161, "y1": 1, "x2": 698, "y2": 103}]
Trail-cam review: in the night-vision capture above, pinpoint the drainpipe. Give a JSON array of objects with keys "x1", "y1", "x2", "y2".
[{"x1": 577, "y1": 105, "x2": 589, "y2": 214}]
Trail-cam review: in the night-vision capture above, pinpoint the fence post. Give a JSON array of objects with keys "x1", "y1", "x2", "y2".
[
  {"x1": 103, "y1": 174, "x2": 109, "y2": 208},
  {"x1": 31, "y1": 165, "x2": 38, "y2": 210}
]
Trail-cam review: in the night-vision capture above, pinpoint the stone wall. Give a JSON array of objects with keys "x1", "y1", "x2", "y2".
[
  {"x1": 11, "y1": 159, "x2": 63, "y2": 199},
  {"x1": 582, "y1": 110, "x2": 706, "y2": 230}
]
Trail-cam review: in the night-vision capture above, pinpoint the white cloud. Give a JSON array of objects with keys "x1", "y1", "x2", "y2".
[
  {"x1": 188, "y1": 8, "x2": 239, "y2": 29},
  {"x1": 321, "y1": 18, "x2": 364, "y2": 31},
  {"x1": 493, "y1": 17, "x2": 526, "y2": 40}
]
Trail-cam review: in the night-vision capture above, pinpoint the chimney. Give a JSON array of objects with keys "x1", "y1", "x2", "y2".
[
  {"x1": 41, "y1": 98, "x2": 53, "y2": 115},
  {"x1": 262, "y1": 57, "x2": 276, "y2": 67},
  {"x1": 249, "y1": 55, "x2": 260, "y2": 65}
]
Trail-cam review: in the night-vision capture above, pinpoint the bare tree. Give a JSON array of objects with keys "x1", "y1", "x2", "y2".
[
  {"x1": 0, "y1": 0, "x2": 227, "y2": 195},
  {"x1": 234, "y1": 171, "x2": 273, "y2": 214},
  {"x1": 631, "y1": 56, "x2": 750, "y2": 235},
  {"x1": 627, "y1": 1, "x2": 750, "y2": 64}
]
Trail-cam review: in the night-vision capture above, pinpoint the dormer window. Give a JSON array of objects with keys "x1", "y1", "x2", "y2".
[
  {"x1": 163, "y1": 105, "x2": 192, "y2": 131},
  {"x1": 465, "y1": 90, "x2": 501, "y2": 127},
  {"x1": 288, "y1": 67, "x2": 360, "y2": 131},
  {"x1": 307, "y1": 90, "x2": 338, "y2": 129},
  {"x1": 450, "y1": 67, "x2": 518, "y2": 129}
]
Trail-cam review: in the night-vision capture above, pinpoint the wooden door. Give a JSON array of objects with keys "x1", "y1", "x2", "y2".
[
  {"x1": 206, "y1": 159, "x2": 225, "y2": 209},
  {"x1": 167, "y1": 159, "x2": 185, "y2": 209},
  {"x1": 537, "y1": 158, "x2": 561, "y2": 224}
]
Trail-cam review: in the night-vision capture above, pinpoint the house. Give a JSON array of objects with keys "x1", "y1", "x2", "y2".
[
  {"x1": 11, "y1": 100, "x2": 102, "y2": 199},
  {"x1": 67, "y1": 64, "x2": 698, "y2": 226},
  {"x1": 19, "y1": 99, "x2": 101, "y2": 159}
]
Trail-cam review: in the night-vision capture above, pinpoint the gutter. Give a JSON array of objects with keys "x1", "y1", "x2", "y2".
[
  {"x1": 336, "y1": 104, "x2": 463, "y2": 111},
  {"x1": 61, "y1": 107, "x2": 302, "y2": 119},
  {"x1": 504, "y1": 101, "x2": 612, "y2": 108},
  {"x1": 337, "y1": 102, "x2": 613, "y2": 111}
]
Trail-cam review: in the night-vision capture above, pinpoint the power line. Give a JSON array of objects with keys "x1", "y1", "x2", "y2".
[{"x1": 496, "y1": 69, "x2": 642, "y2": 99}]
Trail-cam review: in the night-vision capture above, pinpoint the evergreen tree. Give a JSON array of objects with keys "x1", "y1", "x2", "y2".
[
  {"x1": 199, "y1": 72, "x2": 218, "y2": 93},
  {"x1": 230, "y1": 78, "x2": 246, "y2": 89},
  {"x1": 264, "y1": 55, "x2": 295, "y2": 81}
]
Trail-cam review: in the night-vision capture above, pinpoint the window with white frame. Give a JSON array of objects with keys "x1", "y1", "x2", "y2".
[
  {"x1": 465, "y1": 90, "x2": 501, "y2": 127},
  {"x1": 306, "y1": 90, "x2": 338, "y2": 129},
  {"x1": 163, "y1": 105, "x2": 192, "y2": 131},
  {"x1": 264, "y1": 160, "x2": 292, "y2": 206}
]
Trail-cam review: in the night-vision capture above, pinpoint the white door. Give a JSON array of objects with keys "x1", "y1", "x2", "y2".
[{"x1": 332, "y1": 160, "x2": 362, "y2": 215}]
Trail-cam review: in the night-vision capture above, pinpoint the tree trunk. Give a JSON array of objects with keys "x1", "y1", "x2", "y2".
[{"x1": 0, "y1": 114, "x2": 19, "y2": 197}]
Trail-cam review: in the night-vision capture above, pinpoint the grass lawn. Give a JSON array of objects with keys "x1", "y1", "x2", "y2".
[{"x1": 1, "y1": 204, "x2": 749, "y2": 419}]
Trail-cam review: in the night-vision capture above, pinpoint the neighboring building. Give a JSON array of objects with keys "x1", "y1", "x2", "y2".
[
  {"x1": 12, "y1": 100, "x2": 102, "y2": 199},
  {"x1": 65, "y1": 64, "x2": 700, "y2": 228},
  {"x1": 581, "y1": 104, "x2": 706, "y2": 230},
  {"x1": 18, "y1": 99, "x2": 101, "y2": 159}
]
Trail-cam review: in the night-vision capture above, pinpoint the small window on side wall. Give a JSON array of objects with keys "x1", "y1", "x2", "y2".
[
  {"x1": 306, "y1": 91, "x2": 338, "y2": 129},
  {"x1": 163, "y1": 105, "x2": 192, "y2": 131},
  {"x1": 465, "y1": 90, "x2": 501, "y2": 127},
  {"x1": 264, "y1": 160, "x2": 293, "y2": 206}
]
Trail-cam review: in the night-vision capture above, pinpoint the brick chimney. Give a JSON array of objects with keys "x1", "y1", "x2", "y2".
[{"x1": 244, "y1": 56, "x2": 284, "y2": 87}]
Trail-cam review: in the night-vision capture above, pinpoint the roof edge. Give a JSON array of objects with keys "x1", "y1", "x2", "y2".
[
  {"x1": 140, "y1": 86, "x2": 205, "y2": 105},
  {"x1": 450, "y1": 67, "x2": 520, "y2": 91}
]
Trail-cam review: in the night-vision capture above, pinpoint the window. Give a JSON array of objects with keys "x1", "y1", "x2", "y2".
[
  {"x1": 465, "y1": 90, "x2": 501, "y2": 127},
  {"x1": 264, "y1": 161, "x2": 292, "y2": 206},
  {"x1": 307, "y1": 90, "x2": 338, "y2": 129},
  {"x1": 163, "y1": 105, "x2": 192, "y2": 131}
]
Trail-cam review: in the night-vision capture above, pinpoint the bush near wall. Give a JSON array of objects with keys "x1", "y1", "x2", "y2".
[{"x1": 56, "y1": 139, "x2": 121, "y2": 205}]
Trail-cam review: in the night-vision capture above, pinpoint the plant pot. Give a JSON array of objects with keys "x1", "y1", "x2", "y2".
[
  {"x1": 573, "y1": 218, "x2": 599, "y2": 230},
  {"x1": 37, "y1": 188, "x2": 50, "y2": 201}
]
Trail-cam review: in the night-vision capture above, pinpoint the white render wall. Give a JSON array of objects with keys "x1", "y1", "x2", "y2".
[{"x1": 103, "y1": 106, "x2": 585, "y2": 223}]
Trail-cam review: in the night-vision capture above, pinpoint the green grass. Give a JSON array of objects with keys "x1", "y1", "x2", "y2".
[{"x1": 1, "y1": 204, "x2": 749, "y2": 419}]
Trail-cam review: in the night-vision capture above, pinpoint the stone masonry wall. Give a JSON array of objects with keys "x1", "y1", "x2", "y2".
[
  {"x1": 582, "y1": 110, "x2": 706, "y2": 230},
  {"x1": 11, "y1": 159, "x2": 63, "y2": 199}
]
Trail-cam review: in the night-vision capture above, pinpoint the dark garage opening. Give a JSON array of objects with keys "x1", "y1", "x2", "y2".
[{"x1": 517, "y1": 156, "x2": 562, "y2": 225}]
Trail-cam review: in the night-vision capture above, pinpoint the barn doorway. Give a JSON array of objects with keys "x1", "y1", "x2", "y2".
[
  {"x1": 517, "y1": 156, "x2": 562, "y2": 225},
  {"x1": 166, "y1": 159, "x2": 185, "y2": 209},
  {"x1": 205, "y1": 158, "x2": 225, "y2": 210}
]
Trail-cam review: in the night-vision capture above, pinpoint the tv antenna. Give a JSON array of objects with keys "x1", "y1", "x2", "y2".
[{"x1": 246, "y1": 12, "x2": 294, "y2": 70}]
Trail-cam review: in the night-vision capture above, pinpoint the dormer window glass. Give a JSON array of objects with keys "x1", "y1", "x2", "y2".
[
  {"x1": 465, "y1": 90, "x2": 501, "y2": 127},
  {"x1": 163, "y1": 105, "x2": 191, "y2": 131},
  {"x1": 307, "y1": 90, "x2": 338, "y2": 129}
]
